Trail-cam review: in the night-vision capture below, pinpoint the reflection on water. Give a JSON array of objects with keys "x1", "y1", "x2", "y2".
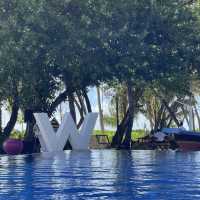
[{"x1": 0, "y1": 150, "x2": 200, "y2": 199}]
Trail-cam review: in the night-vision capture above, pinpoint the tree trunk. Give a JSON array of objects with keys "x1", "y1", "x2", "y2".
[
  {"x1": 82, "y1": 89, "x2": 92, "y2": 112},
  {"x1": 74, "y1": 96, "x2": 84, "y2": 128},
  {"x1": 111, "y1": 109, "x2": 129, "y2": 147},
  {"x1": 59, "y1": 103, "x2": 63, "y2": 121},
  {"x1": 48, "y1": 90, "x2": 68, "y2": 117},
  {"x1": 97, "y1": 86, "x2": 105, "y2": 133},
  {"x1": 192, "y1": 109, "x2": 195, "y2": 131},
  {"x1": 122, "y1": 94, "x2": 128, "y2": 118},
  {"x1": 116, "y1": 95, "x2": 119, "y2": 126},
  {"x1": 154, "y1": 105, "x2": 166, "y2": 130},
  {"x1": 68, "y1": 93, "x2": 76, "y2": 123},
  {"x1": 0, "y1": 105, "x2": 2, "y2": 133},
  {"x1": 122, "y1": 83, "x2": 134, "y2": 148},
  {"x1": 167, "y1": 118, "x2": 173, "y2": 127},
  {"x1": 153, "y1": 89, "x2": 180, "y2": 127},
  {"x1": 194, "y1": 105, "x2": 200, "y2": 130},
  {"x1": 24, "y1": 122, "x2": 35, "y2": 141},
  {"x1": 3, "y1": 97, "x2": 19, "y2": 138},
  {"x1": 111, "y1": 85, "x2": 143, "y2": 149},
  {"x1": 23, "y1": 121, "x2": 37, "y2": 154},
  {"x1": 161, "y1": 99, "x2": 180, "y2": 127},
  {"x1": 181, "y1": 106, "x2": 190, "y2": 127},
  {"x1": 77, "y1": 91, "x2": 87, "y2": 115}
]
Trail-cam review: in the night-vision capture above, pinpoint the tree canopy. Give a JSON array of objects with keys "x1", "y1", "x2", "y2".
[{"x1": 0, "y1": 0, "x2": 200, "y2": 149}]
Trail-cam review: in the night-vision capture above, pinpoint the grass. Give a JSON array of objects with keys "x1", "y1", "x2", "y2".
[
  {"x1": 9, "y1": 129, "x2": 148, "y2": 141},
  {"x1": 10, "y1": 130, "x2": 25, "y2": 139},
  {"x1": 93, "y1": 129, "x2": 147, "y2": 141}
]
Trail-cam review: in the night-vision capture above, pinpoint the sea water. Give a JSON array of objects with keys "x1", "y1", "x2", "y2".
[{"x1": 0, "y1": 150, "x2": 200, "y2": 200}]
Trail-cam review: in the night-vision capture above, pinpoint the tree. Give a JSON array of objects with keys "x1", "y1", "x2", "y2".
[
  {"x1": 0, "y1": 0, "x2": 111, "y2": 143},
  {"x1": 102, "y1": 0, "x2": 200, "y2": 148},
  {"x1": 141, "y1": 87, "x2": 192, "y2": 131},
  {"x1": 0, "y1": 0, "x2": 199, "y2": 151}
]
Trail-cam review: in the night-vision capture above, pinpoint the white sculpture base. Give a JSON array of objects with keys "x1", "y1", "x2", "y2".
[{"x1": 34, "y1": 112, "x2": 98, "y2": 152}]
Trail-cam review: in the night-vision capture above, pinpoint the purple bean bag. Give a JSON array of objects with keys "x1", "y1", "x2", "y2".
[{"x1": 3, "y1": 139, "x2": 23, "y2": 155}]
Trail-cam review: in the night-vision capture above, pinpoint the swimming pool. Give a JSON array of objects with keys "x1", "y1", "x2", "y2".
[{"x1": 0, "y1": 150, "x2": 200, "y2": 200}]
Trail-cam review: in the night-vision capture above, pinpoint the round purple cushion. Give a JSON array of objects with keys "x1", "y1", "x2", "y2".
[{"x1": 3, "y1": 139, "x2": 23, "y2": 155}]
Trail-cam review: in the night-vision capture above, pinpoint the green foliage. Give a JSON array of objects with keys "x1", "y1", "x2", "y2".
[
  {"x1": 1, "y1": 0, "x2": 199, "y2": 96},
  {"x1": 0, "y1": 0, "x2": 112, "y2": 111},
  {"x1": 10, "y1": 130, "x2": 25, "y2": 139},
  {"x1": 103, "y1": 115, "x2": 117, "y2": 127},
  {"x1": 94, "y1": 129, "x2": 146, "y2": 141},
  {"x1": 0, "y1": 1, "x2": 59, "y2": 112},
  {"x1": 0, "y1": 0, "x2": 200, "y2": 139},
  {"x1": 105, "y1": 1, "x2": 200, "y2": 87},
  {"x1": 132, "y1": 130, "x2": 147, "y2": 140},
  {"x1": 104, "y1": 84, "x2": 128, "y2": 121}
]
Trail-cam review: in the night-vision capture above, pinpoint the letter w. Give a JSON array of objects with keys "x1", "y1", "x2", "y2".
[{"x1": 34, "y1": 112, "x2": 98, "y2": 152}]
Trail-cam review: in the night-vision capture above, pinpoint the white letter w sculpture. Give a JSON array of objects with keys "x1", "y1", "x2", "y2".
[{"x1": 34, "y1": 112, "x2": 98, "y2": 152}]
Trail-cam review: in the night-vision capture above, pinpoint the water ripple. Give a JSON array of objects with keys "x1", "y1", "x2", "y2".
[{"x1": 0, "y1": 150, "x2": 200, "y2": 199}]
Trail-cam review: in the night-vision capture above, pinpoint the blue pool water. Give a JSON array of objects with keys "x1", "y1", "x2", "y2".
[{"x1": 0, "y1": 150, "x2": 200, "y2": 200}]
